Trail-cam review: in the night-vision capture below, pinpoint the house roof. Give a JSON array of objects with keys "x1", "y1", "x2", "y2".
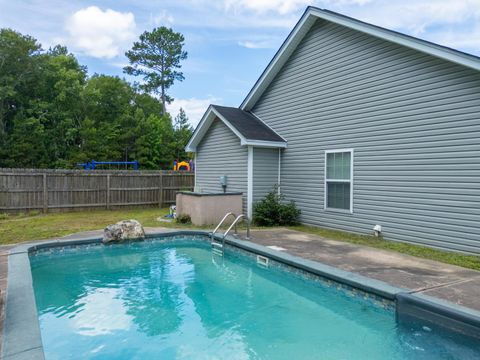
[
  {"x1": 240, "y1": 6, "x2": 480, "y2": 111},
  {"x1": 185, "y1": 105, "x2": 286, "y2": 152},
  {"x1": 213, "y1": 105, "x2": 285, "y2": 142}
]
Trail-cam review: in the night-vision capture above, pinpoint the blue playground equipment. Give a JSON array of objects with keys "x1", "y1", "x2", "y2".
[{"x1": 77, "y1": 160, "x2": 139, "y2": 170}]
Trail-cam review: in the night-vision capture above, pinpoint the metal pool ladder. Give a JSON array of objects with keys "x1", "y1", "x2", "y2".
[{"x1": 211, "y1": 212, "x2": 250, "y2": 255}]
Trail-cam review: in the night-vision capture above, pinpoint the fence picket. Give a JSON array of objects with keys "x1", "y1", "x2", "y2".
[{"x1": 0, "y1": 169, "x2": 193, "y2": 213}]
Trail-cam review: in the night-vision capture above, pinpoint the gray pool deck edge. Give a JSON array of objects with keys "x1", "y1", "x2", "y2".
[
  {"x1": 224, "y1": 236, "x2": 404, "y2": 300},
  {"x1": 2, "y1": 229, "x2": 480, "y2": 359}
]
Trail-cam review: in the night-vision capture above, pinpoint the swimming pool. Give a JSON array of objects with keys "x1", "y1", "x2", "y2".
[{"x1": 25, "y1": 235, "x2": 479, "y2": 360}]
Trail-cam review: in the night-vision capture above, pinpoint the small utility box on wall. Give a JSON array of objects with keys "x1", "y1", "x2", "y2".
[
  {"x1": 176, "y1": 191, "x2": 243, "y2": 226},
  {"x1": 219, "y1": 175, "x2": 228, "y2": 193}
]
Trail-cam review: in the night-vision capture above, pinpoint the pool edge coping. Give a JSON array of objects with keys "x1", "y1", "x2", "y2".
[
  {"x1": 223, "y1": 237, "x2": 480, "y2": 335},
  {"x1": 2, "y1": 230, "x2": 480, "y2": 359}
]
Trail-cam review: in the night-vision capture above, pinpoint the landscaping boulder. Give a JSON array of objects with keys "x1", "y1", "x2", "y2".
[{"x1": 103, "y1": 219, "x2": 145, "y2": 243}]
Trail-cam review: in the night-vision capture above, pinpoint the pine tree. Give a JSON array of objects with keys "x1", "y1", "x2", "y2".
[
  {"x1": 173, "y1": 108, "x2": 193, "y2": 160},
  {"x1": 124, "y1": 27, "x2": 187, "y2": 115}
]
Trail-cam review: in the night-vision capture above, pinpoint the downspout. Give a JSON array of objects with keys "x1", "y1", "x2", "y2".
[
  {"x1": 278, "y1": 148, "x2": 281, "y2": 195},
  {"x1": 194, "y1": 153, "x2": 197, "y2": 191},
  {"x1": 247, "y1": 146, "x2": 253, "y2": 219}
]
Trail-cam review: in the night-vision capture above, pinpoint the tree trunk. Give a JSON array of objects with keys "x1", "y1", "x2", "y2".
[{"x1": 161, "y1": 83, "x2": 166, "y2": 116}]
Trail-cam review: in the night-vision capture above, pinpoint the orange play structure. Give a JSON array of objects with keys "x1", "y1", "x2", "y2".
[{"x1": 173, "y1": 160, "x2": 192, "y2": 171}]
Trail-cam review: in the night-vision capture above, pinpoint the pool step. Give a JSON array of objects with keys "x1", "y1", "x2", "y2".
[
  {"x1": 210, "y1": 213, "x2": 251, "y2": 257},
  {"x1": 212, "y1": 241, "x2": 224, "y2": 256}
]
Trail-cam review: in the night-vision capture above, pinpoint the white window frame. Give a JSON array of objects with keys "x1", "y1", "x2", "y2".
[{"x1": 324, "y1": 148, "x2": 354, "y2": 213}]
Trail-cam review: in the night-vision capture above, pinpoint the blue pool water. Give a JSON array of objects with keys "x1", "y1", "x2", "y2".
[{"x1": 30, "y1": 237, "x2": 479, "y2": 359}]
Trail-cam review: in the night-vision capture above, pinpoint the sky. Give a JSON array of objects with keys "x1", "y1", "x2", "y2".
[{"x1": 1, "y1": 0, "x2": 480, "y2": 126}]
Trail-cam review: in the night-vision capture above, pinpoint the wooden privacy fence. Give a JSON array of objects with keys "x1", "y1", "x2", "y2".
[{"x1": 0, "y1": 169, "x2": 194, "y2": 213}]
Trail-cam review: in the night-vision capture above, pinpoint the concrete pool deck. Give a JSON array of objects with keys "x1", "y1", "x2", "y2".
[
  {"x1": 247, "y1": 228, "x2": 480, "y2": 312},
  {"x1": 1, "y1": 226, "x2": 480, "y2": 356}
]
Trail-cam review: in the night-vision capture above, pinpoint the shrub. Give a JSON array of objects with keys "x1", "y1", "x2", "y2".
[
  {"x1": 175, "y1": 213, "x2": 191, "y2": 224},
  {"x1": 253, "y1": 186, "x2": 301, "y2": 226}
]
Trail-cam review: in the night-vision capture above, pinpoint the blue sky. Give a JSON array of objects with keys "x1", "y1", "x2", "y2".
[{"x1": 1, "y1": 0, "x2": 480, "y2": 125}]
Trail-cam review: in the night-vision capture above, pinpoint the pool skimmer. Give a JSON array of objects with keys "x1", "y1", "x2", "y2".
[{"x1": 257, "y1": 255, "x2": 269, "y2": 267}]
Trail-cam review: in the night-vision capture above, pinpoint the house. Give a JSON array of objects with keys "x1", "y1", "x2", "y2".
[{"x1": 186, "y1": 7, "x2": 480, "y2": 254}]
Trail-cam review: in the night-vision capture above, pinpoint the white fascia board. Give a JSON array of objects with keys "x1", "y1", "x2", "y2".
[
  {"x1": 309, "y1": 9, "x2": 480, "y2": 71},
  {"x1": 186, "y1": 105, "x2": 287, "y2": 151},
  {"x1": 185, "y1": 105, "x2": 215, "y2": 152},
  {"x1": 242, "y1": 140, "x2": 287, "y2": 148},
  {"x1": 240, "y1": 10, "x2": 316, "y2": 111},
  {"x1": 240, "y1": 7, "x2": 480, "y2": 111},
  {"x1": 185, "y1": 106, "x2": 248, "y2": 152},
  {"x1": 185, "y1": 143, "x2": 197, "y2": 152}
]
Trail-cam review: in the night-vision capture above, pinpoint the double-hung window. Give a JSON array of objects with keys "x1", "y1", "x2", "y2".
[{"x1": 325, "y1": 149, "x2": 353, "y2": 212}]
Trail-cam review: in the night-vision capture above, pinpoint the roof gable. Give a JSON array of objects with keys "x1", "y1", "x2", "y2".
[
  {"x1": 213, "y1": 105, "x2": 285, "y2": 142},
  {"x1": 186, "y1": 105, "x2": 286, "y2": 152},
  {"x1": 240, "y1": 7, "x2": 480, "y2": 111}
]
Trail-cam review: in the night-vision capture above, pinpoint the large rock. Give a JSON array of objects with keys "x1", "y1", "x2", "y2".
[{"x1": 103, "y1": 219, "x2": 145, "y2": 243}]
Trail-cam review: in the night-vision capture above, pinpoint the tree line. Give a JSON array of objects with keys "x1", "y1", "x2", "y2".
[{"x1": 0, "y1": 28, "x2": 192, "y2": 170}]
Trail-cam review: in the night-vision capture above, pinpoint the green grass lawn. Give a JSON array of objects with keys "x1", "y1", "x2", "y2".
[
  {"x1": 0, "y1": 208, "x2": 202, "y2": 246},
  {"x1": 1, "y1": 208, "x2": 479, "y2": 271}
]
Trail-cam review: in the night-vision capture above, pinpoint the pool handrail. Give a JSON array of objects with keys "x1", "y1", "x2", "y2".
[
  {"x1": 210, "y1": 213, "x2": 250, "y2": 255},
  {"x1": 211, "y1": 212, "x2": 237, "y2": 238}
]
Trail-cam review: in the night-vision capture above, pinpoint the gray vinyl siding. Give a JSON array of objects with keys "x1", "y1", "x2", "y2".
[
  {"x1": 252, "y1": 19, "x2": 480, "y2": 254},
  {"x1": 196, "y1": 119, "x2": 248, "y2": 213},
  {"x1": 253, "y1": 148, "x2": 279, "y2": 203}
]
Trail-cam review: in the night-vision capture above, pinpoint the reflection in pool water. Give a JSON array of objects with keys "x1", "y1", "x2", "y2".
[{"x1": 30, "y1": 238, "x2": 480, "y2": 360}]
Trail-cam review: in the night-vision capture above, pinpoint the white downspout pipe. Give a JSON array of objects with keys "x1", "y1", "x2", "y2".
[{"x1": 247, "y1": 146, "x2": 253, "y2": 219}]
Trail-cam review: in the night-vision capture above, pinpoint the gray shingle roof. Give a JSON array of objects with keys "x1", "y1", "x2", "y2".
[{"x1": 212, "y1": 105, "x2": 285, "y2": 143}]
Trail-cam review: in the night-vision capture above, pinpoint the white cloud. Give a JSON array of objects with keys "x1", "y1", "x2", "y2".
[
  {"x1": 153, "y1": 10, "x2": 175, "y2": 25},
  {"x1": 351, "y1": 0, "x2": 477, "y2": 33},
  {"x1": 110, "y1": 61, "x2": 129, "y2": 69},
  {"x1": 428, "y1": 24, "x2": 480, "y2": 52},
  {"x1": 334, "y1": 0, "x2": 373, "y2": 4},
  {"x1": 224, "y1": 0, "x2": 480, "y2": 51},
  {"x1": 65, "y1": 6, "x2": 136, "y2": 58},
  {"x1": 169, "y1": 96, "x2": 221, "y2": 127},
  {"x1": 238, "y1": 36, "x2": 279, "y2": 49},
  {"x1": 344, "y1": 0, "x2": 480, "y2": 51},
  {"x1": 224, "y1": 0, "x2": 314, "y2": 15}
]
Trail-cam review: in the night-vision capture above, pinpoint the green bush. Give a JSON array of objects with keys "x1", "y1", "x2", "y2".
[
  {"x1": 175, "y1": 213, "x2": 192, "y2": 224},
  {"x1": 253, "y1": 186, "x2": 301, "y2": 226}
]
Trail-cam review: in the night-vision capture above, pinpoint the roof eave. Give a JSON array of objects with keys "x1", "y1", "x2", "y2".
[
  {"x1": 240, "y1": 7, "x2": 480, "y2": 111},
  {"x1": 186, "y1": 105, "x2": 287, "y2": 152},
  {"x1": 242, "y1": 140, "x2": 287, "y2": 148},
  {"x1": 185, "y1": 105, "x2": 215, "y2": 153},
  {"x1": 240, "y1": 8, "x2": 316, "y2": 111},
  {"x1": 186, "y1": 106, "x2": 247, "y2": 152}
]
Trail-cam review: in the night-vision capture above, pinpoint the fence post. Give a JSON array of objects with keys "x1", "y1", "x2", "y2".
[
  {"x1": 42, "y1": 173, "x2": 48, "y2": 213},
  {"x1": 159, "y1": 172, "x2": 164, "y2": 208},
  {"x1": 106, "y1": 174, "x2": 111, "y2": 210}
]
